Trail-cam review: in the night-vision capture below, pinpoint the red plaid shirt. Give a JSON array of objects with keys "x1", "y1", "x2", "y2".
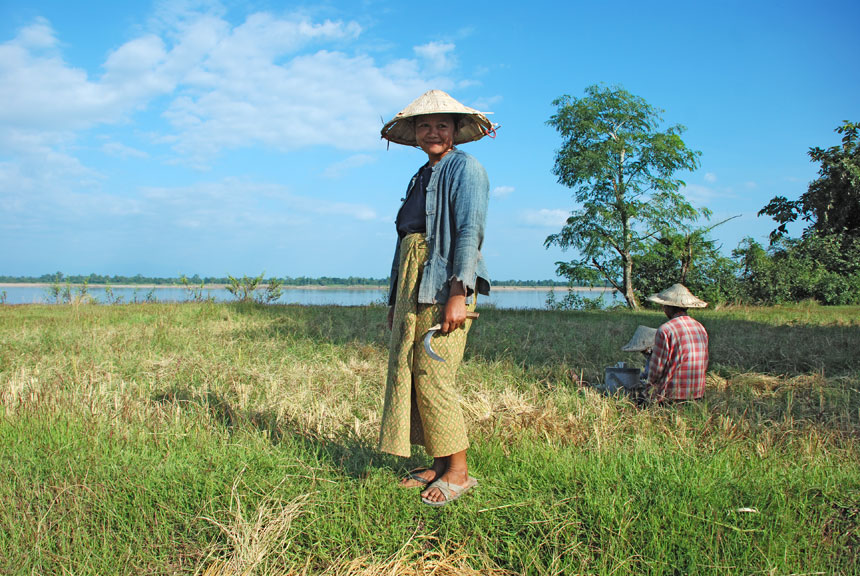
[{"x1": 647, "y1": 314, "x2": 709, "y2": 401}]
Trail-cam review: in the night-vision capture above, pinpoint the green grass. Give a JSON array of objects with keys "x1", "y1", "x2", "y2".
[{"x1": 1, "y1": 302, "x2": 858, "y2": 575}]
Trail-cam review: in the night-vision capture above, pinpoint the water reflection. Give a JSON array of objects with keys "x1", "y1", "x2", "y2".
[{"x1": 0, "y1": 285, "x2": 620, "y2": 310}]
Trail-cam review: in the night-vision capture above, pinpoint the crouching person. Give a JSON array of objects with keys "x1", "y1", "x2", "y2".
[
  {"x1": 621, "y1": 325, "x2": 658, "y2": 382},
  {"x1": 645, "y1": 284, "x2": 709, "y2": 404}
]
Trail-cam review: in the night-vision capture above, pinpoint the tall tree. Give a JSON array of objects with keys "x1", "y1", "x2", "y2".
[
  {"x1": 749, "y1": 121, "x2": 860, "y2": 305},
  {"x1": 545, "y1": 84, "x2": 703, "y2": 308},
  {"x1": 760, "y1": 121, "x2": 860, "y2": 241},
  {"x1": 634, "y1": 216, "x2": 742, "y2": 305}
]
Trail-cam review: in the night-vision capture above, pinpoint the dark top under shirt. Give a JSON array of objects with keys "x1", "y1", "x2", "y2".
[{"x1": 396, "y1": 164, "x2": 432, "y2": 238}]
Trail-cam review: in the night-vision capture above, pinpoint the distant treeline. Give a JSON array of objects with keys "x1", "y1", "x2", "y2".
[
  {"x1": 0, "y1": 273, "x2": 387, "y2": 286},
  {"x1": 0, "y1": 273, "x2": 577, "y2": 288}
]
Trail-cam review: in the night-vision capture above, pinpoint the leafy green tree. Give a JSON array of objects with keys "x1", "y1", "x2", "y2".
[
  {"x1": 760, "y1": 121, "x2": 860, "y2": 241},
  {"x1": 633, "y1": 216, "x2": 742, "y2": 305},
  {"x1": 635, "y1": 230, "x2": 742, "y2": 306},
  {"x1": 749, "y1": 120, "x2": 860, "y2": 305},
  {"x1": 732, "y1": 236, "x2": 860, "y2": 305},
  {"x1": 545, "y1": 84, "x2": 703, "y2": 308}
]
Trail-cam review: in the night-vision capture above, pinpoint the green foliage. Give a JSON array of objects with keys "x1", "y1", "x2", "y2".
[
  {"x1": 760, "y1": 120, "x2": 860, "y2": 241},
  {"x1": 45, "y1": 275, "x2": 65, "y2": 303},
  {"x1": 634, "y1": 221, "x2": 744, "y2": 306},
  {"x1": 226, "y1": 273, "x2": 263, "y2": 302},
  {"x1": 179, "y1": 274, "x2": 210, "y2": 303},
  {"x1": 544, "y1": 284, "x2": 605, "y2": 311},
  {"x1": 259, "y1": 277, "x2": 283, "y2": 304},
  {"x1": 225, "y1": 272, "x2": 283, "y2": 304},
  {"x1": 749, "y1": 121, "x2": 860, "y2": 305},
  {"x1": 75, "y1": 279, "x2": 91, "y2": 303},
  {"x1": 733, "y1": 236, "x2": 860, "y2": 305},
  {"x1": 144, "y1": 288, "x2": 157, "y2": 303},
  {"x1": 545, "y1": 84, "x2": 703, "y2": 309},
  {"x1": 102, "y1": 282, "x2": 123, "y2": 305}
]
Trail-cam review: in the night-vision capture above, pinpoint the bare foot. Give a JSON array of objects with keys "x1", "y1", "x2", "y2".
[
  {"x1": 420, "y1": 467, "x2": 469, "y2": 503},
  {"x1": 399, "y1": 468, "x2": 437, "y2": 488},
  {"x1": 399, "y1": 458, "x2": 448, "y2": 488}
]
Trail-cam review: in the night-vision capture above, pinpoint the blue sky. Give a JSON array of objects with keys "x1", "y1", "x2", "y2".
[{"x1": 1, "y1": 0, "x2": 857, "y2": 281}]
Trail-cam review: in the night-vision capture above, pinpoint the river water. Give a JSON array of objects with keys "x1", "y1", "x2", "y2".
[{"x1": 0, "y1": 285, "x2": 620, "y2": 310}]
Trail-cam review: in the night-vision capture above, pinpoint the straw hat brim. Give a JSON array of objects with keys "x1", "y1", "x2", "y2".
[
  {"x1": 646, "y1": 283, "x2": 708, "y2": 308},
  {"x1": 621, "y1": 325, "x2": 658, "y2": 352},
  {"x1": 381, "y1": 89, "x2": 493, "y2": 146}
]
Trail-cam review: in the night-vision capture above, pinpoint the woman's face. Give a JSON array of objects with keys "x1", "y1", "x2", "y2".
[{"x1": 414, "y1": 113, "x2": 455, "y2": 163}]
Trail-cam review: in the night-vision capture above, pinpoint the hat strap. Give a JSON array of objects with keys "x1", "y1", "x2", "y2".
[{"x1": 482, "y1": 123, "x2": 500, "y2": 139}]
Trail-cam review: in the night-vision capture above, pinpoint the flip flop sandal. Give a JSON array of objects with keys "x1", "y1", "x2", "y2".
[
  {"x1": 399, "y1": 469, "x2": 434, "y2": 487},
  {"x1": 421, "y1": 476, "x2": 478, "y2": 507}
]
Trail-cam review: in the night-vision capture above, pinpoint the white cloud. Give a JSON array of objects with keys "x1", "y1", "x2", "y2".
[
  {"x1": 472, "y1": 95, "x2": 502, "y2": 112},
  {"x1": 0, "y1": 8, "x2": 459, "y2": 170},
  {"x1": 162, "y1": 48, "x2": 433, "y2": 165},
  {"x1": 704, "y1": 172, "x2": 717, "y2": 183},
  {"x1": 680, "y1": 183, "x2": 735, "y2": 204},
  {"x1": 15, "y1": 17, "x2": 58, "y2": 50},
  {"x1": 102, "y1": 35, "x2": 175, "y2": 102},
  {"x1": 0, "y1": 3, "x2": 473, "y2": 264},
  {"x1": 102, "y1": 141, "x2": 150, "y2": 159},
  {"x1": 323, "y1": 154, "x2": 376, "y2": 179},
  {"x1": 0, "y1": 28, "x2": 109, "y2": 130},
  {"x1": 744, "y1": 181, "x2": 757, "y2": 189},
  {"x1": 0, "y1": 128, "x2": 104, "y2": 214},
  {"x1": 140, "y1": 179, "x2": 377, "y2": 228},
  {"x1": 492, "y1": 185, "x2": 514, "y2": 198},
  {"x1": 413, "y1": 41, "x2": 456, "y2": 74},
  {"x1": 292, "y1": 197, "x2": 377, "y2": 221},
  {"x1": 521, "y1": 209, "x2": 569, "y2": 228}
]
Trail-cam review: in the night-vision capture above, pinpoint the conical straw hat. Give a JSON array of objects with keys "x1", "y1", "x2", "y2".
[
  {"x1": 646, "y1": 283, "x2": 708, "y2": 308},
  {"x1": 381, "y1": 89, "x2": 494, "y2": 146},
  {"x1": 621, "y1": 325, "x2": 658, "y2": 352}
]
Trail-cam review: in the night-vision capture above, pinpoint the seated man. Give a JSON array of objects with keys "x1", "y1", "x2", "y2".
[{"x1": 645, "y1": 284, "x2": 709, "y2": 403}]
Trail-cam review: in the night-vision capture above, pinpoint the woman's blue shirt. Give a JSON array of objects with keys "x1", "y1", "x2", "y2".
[{"x1": 388, "y1": 147, "x2": 491, "y2": 305}]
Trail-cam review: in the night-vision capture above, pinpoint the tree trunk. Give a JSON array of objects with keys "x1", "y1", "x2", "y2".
[
  {"x1": 617, "y1": 187, "x2": 639, "y2": 310},
  {"x1": 622, "y1": 251, "x2": 639, "y2": 309},
  {"x1": 679, "y1": 237, "x2": 692, "y2": 284}
]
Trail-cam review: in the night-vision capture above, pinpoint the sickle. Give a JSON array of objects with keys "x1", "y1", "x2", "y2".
[{"x1": 422, "y1": 311, "x2": 479, "y2": 362}]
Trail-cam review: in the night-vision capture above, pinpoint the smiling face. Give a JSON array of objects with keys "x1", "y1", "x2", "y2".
[{"x1": 414, "y1": 113, "x2": 456, "y2": 164}]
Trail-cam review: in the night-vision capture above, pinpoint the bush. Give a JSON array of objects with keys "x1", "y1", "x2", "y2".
[
  {"x1": 226, "y1": 273, "x2": 283, "y2": 304},
  {"x1": 733, "y1": 235, "x2": 860, "y2": 305}
]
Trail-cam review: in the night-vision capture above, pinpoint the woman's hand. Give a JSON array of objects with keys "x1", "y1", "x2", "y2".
[{"x1": 442, "y1": 281, "x2": 467, "y2": 333}]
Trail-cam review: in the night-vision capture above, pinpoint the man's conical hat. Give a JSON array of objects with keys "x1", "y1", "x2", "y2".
[
  {"x1": 381, "y1": 89, "x2": 494, "y2": 146},
  {"x1": 621, "y1": 325, "x2": 659, "y2": 352},
  {"x1": 646, "y1": 283, "x2": 708, "y2": 308}
]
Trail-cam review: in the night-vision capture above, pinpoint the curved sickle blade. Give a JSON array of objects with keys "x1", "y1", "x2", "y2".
[{"x1": 423, "y1": 324, "x2": 445, "y2": 362}]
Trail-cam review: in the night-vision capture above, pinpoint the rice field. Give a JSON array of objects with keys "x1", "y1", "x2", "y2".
[{"x1": 1, "y1": 301, "x2": 858, "y2": 574}]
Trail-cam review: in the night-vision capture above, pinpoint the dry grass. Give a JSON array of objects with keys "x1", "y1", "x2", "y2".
[
  {"x1": 201, "y1": 533, "x2": 514, "y2": 576},
  {"x1": 198, "y1": 472, "x2": 312, "y2": 576},
  {"x1": 1, "y1": 302, "x2": 858, "y2": 575}
]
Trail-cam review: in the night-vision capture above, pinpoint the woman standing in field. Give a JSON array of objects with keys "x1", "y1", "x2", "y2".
[{"x1": 378, "y1": 90, "x2": 495, "y2": 506}]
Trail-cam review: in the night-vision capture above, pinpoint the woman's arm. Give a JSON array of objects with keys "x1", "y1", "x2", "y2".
[
  {"x1": 441, "y1": 279, "x2": 466, "y2": 333},
  {"x1": 449, "y1": 156, "x2": 489, "y2": 298}
]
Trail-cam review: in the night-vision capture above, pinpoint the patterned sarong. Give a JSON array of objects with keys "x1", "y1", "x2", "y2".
[{"x1": 378, "y1": 234, "x2": 475, "y2": 458}]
